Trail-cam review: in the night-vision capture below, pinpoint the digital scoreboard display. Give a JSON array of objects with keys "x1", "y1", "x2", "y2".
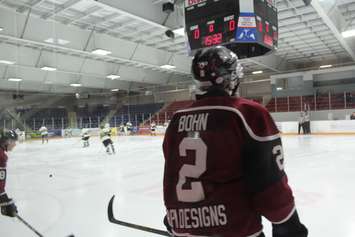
[
  {"x1": 185, "y1": 0, "x2": 238, "y2": 49},
  {"x1": 184, "y1": 0, "x2": 278, "y2": 58}
]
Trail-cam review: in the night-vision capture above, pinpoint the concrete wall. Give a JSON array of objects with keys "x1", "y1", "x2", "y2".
[
  {"x1": 122, "y1": 95, "x2": 155, "y2": 105},
  {"x1": 0, "y1": 92, "x2": 73, "y2": 109},
  {"x1": 154, "y1": 89, "x2": 194, "y2": 103},
  {"x1": 121, "y1": 89, "x2": 193, "y2": 105}
]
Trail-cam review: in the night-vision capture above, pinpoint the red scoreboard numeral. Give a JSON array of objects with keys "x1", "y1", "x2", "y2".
[
  {"x1": 258, "y1": 22, "x2": 263, "y2": 32},
  {"x1": 229, "y1": 20, "x2": 236, "y2": 31},
  {"x1": 209, "y1": 24, "x2": 214, "y2": 33},
  {"x1": 205, "y1": 36, "x2": 212, "y2": 46},
  {"x1": 193, "y1": 28, "x2": 200, "y2": 39},
  {"x1": 213, "y1": 33, "x2": 222, "y2": 44},
  {"x1": 204, "y1": 33, "x2": 223, "y2": 46}
]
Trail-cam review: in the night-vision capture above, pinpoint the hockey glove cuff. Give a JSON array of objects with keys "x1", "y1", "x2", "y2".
[{"x1": 272, "y1": 210, "x2": 308, "y2": 237}]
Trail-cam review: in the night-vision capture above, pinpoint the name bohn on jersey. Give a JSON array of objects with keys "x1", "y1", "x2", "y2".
[{"x1": 163, "y1": 96, "x2": 295, "y2": 237}]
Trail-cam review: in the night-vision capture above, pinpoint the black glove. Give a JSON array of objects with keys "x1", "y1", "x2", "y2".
[
  {"x1": 272, "y1": 210, "x2": 308, "y2": 237},
  {"x1": 0, "y1": 194, "x2": 18, "y2": 218}
]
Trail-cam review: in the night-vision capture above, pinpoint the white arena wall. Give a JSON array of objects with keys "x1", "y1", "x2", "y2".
[
  {"x1": 147, "y1": 109, "x2": 355, "y2": 135},
  {"x1": 276, "y1": 120, "x2": 355, "y2": 134},
  {"x1": 271, "y1": 109, "x2": 355, "y2": 122},
  {"x1": 272, "y1": 109, "x2": 355, "y2": 134},
  {"x1": 141, "y1": 121, "x2": 355, "y2": 135}
]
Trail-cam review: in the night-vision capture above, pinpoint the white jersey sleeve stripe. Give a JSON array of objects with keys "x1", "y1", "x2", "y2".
[{"x1": 271, "y1": 206, "x2": 296, "y2": 224}]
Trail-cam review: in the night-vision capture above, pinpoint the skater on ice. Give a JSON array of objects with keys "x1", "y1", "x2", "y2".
[
  {"x1": 39, "y1": 125, "x2": 48, "y2": 144},
  {"x1": 162, "y1": 46, "x2": 308, "y2": 237},
  {"x1": 81, "y1": 128, "x2": 90, "y2": 148},
  {"x1": 100, "y1": 124, "x2": 115, "y2": 155},
  {"x1": 0, "y1": 129, "x2": 18, "y2": 218}
]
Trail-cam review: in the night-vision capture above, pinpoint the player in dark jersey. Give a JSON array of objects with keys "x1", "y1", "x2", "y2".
[
  {"x1": 162, "y1": 46, "x2": 308, "y2": 237},
  {"x1": 0, "y1": 129, "x2": 18, "y2": 218}
]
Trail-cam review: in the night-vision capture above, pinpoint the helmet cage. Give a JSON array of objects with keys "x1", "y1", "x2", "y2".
[{"x1": 192, "y1": 46, "x2": 243, "y2": 95}]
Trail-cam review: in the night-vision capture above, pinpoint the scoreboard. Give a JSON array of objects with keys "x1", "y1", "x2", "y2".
[{"x1": 184, "y1": 0, "x2": 278, "y2": 58}]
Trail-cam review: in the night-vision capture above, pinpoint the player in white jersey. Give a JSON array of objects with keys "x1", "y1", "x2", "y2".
[
  {"x1": 15, "y1": 129, "x2": 25, "y2": 143},
  {"x1": 150, "y1": 122, "x2": 157, "y2": 136},
  {"x1": 81, "y1": 128, "x2": 90, "y2": 148},
  {"x1": 14, "y1": 128, "x2": 24, "y2": 143},
  {"x1": 15, "y1": 128, "x2": 20, "y2": 136},
  {"x1": 64, "y1": 128, "x2": 73, "y2": 138},
  {"x1": 118, "y1": 124, "x2": 125, "y2": 136},
  {"x1": 39, "y1": 125, "x2": 48, "y2": 144},
  {"x1": 126, "y1": 122, "x2": 132, "y2": 135},
  {"x1": 100, "y1": 125, "x2": 115, "y2": 155}
]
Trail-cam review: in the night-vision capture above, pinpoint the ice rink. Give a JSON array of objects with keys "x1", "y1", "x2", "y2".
[{"x1": 1, "y1": 135, "x2": 354, "y2": 237}]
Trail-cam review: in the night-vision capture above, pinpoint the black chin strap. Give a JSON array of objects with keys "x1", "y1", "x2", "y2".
[
  {"x1": 231, "y1": 81, "x2": 240, "y2": 96},
  {"x1": 0, "y1": 143, "x2": 7, "y2": 151}
]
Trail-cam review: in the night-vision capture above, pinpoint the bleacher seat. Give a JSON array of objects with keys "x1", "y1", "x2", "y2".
[{"x1": 150, "y1": 100, "x2": 194, "y2": 124}]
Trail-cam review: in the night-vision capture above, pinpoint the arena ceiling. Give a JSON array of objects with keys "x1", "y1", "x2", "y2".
[{"x1": 0, "y1": 0, "x2": 354, "y2": 94}]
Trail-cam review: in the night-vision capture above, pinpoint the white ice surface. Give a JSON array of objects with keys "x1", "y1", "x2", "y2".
[{"x1": 0, "y1": 135, "x2": 354, "y2": 237}]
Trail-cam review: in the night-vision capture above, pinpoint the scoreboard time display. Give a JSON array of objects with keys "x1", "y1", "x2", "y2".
[{"x1": 184, "y1": 0, "x2": 278, "y2": 58}]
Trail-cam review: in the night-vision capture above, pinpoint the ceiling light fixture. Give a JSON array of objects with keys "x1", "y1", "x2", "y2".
[
  {"x1": 106, "y1": 74, "x2": 120, "y2": 80},
  {"x1": 0, "y1": 60, "x2": 15, "y2": 65},
  {"x1": 0, "y1": 27, "x2": 3, "y2": 32},
  {"x1": 70, "y1": 83, "x2": 82, "y2": 87},
  {"x1": 44, "y1": 38, "x2": 55, "y2": 44},
  {"x1": 44, "y1": 38, "x2": 70, "y2": 45},
  {"x1": 319, "y1": 64, "x2": 332, "y2": 69},
  {"x1": 57, "y1": 39, "x2": 70, "y2": 45},
  {"x1": 41, "y1": 66, "x2": 57, "y2": 71},
  {"x1": 252, "y1": 70, "x2": 263, "y2": 74},
  {"x1": 111, "y1": 89, "x2": 119, "y2": 92},
  {"x1": 341, "y1": 29, "x2": 355, "y2": 38},
  {"x1": 276, "y1": 87, "x2": 283, "y2": 91},
  {"x1": 91, "y1": 49, "x2": 112, "y2": 56},
  {"x1": 8, "y1": 78, "x2": 22, "y2": 82},
  {"x1": 160, "y1": 64, "x2": 176, "y2": 70}
]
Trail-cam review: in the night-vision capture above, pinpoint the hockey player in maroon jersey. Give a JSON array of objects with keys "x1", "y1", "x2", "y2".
[
  {"x1": 162, "y1": 46, "x2": 308, "y2": 237},
  {"x1": 0, "y1": 129, "x2": 18, "y2": 218}
]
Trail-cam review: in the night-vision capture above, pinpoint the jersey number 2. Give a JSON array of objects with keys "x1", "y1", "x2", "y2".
[
  {"x1": 273, "y1": 145, "x2": 284, "y2": 171},
  {"x1": 176, "y1": 137, "x2": 207, "y2": 202}
]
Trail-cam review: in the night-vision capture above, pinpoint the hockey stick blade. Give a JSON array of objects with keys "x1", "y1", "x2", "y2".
[{"x1": 107, "y1": 195, "x2": 170, "y2": 236}]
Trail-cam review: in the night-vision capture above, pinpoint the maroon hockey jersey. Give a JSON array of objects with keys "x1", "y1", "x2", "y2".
[
  {"x1": 0, "y1": 148, "x2": 8, "y2": 195},
  {"x1": 163, "y1": 96, "x2": 295, "y2": 237}
]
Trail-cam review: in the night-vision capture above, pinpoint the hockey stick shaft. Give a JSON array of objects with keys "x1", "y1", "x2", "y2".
[
  {"x1": 16, "y1": 214, "x2": 44, "y2": 237},
  {"x1": 107, "y1": 195, "x2": 170, "y2": 236}
]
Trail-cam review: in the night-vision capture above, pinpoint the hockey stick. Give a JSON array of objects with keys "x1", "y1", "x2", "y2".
[
  {"x1": 107, "y1": 195, "x2": 170, "y2": 236},
  {"x1": 16, "y1": 214, "x2": 75, "y2": 237},
  {"x1": 16, "y1": 214, "x2": 44, "y2": 237}
]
